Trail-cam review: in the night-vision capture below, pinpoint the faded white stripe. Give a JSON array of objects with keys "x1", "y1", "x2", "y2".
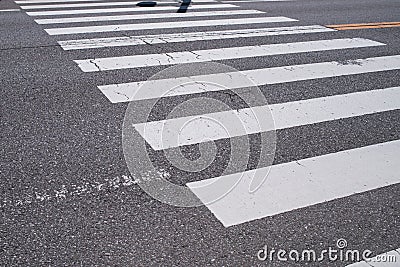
[
  {"x1": 16, "y1": 0, "x2": 111, "y2": 3},
  {"x1": 59, "y1": 25, "x2": 335, "y2": 50},
  {"x1": 224, "y1": 0, "x2": 293, "y2": 1},
  {"x1": 20, "y1": 1, "x2": 178, "y2": 9},
  {"x1": 99, "y1": 55, "x2": 400, "y2": 103},
  {"x1": 75, "y1": 38, "x2": 384, "y2": 72},
  {"x1": 133, "y1": 87, "x2": 400, "y2": 150},
  {"x1": 0, "y1": 9, "x2": 21, "y2": 12},
  {"x1": 45, "y1": 16, "x2": 297, "y2": 35},
  {"x1": 17, "y1": 0, "x2": 215, "y2": 2},
  {"x1": 16, "y1": 0, "x2": 109, "y2": 3},
  {"x1": 222, "y1": 0, "x2": 293, "y2": 2},
  {"x1": 187, "y1": 140, "x2": 400, "y2": 227},
  {"x1": 26, "y1": 4, "x2": 237, "y2": 16},
  {"x1": 35, "y1": 10, "x2": 264, "y2": 24}
]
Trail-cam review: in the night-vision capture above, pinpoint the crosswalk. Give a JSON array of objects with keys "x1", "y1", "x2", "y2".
[{"x1": 18, "y1": 0, "x2": 400, "y2": 235}]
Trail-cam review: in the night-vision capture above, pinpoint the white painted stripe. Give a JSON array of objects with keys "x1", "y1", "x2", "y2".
[
  {"x1": 0, "y1": 9, "x2": 21, "y2": 12},
  {"x1": 224, "y1": 0, "x2": 293, "y2": 1},
  {"x1": 345, "y1": 249, "x2": 400, "y2": 266},
  {"x1": 187, "y1": 140, "x2": 400, "y2": 227},
  {"x1": 20, "y1": 1, "x2": 178, "y2": 9},
  {"x1": 99, "y1": 55, "x2": 400, "y2": 103},
  {"x1": 133, "y1": 87, "x2": 400, "y2": 150},
  {"x1": 59, "y1": 25, "x2": 335, "y2": 50},
  {"x1": 35, "y1": 10, "x2": 264, "y2": 24},
  {"x1": 17, "y1": 0, "x2": 215, "y2": 2},
  {"x1": 26, "y1": 4, "x2": 238, "y2": 16},
  {"x1": 16, "y1": 0, "x2": 103, "y2": 3},
  {"x1": 222, "y1": 0, "x2": 293, "y2": 2},
  {"x1": 75, "y1": 38, "x2": 384, "y2": 72},
  {"x1": 16, "y1": 0, "x2": 110, "y2": 3},
  {"x1": 45, "y1": 17, "x2": 296, "y2": 35}
]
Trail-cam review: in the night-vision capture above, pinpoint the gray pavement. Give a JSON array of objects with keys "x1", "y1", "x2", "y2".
[{"x1": 1, "y1": 0, "x2": 399, "y2": 266}]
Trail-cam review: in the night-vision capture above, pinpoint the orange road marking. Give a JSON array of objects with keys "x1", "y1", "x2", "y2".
[{"x1": 326, "y1": 22, "x2": 400, "y2": 30}]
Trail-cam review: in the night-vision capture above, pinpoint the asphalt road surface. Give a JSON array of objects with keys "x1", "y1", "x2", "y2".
[{"x1": 1, "y1": 0, "x2": 400, "y2": 266}]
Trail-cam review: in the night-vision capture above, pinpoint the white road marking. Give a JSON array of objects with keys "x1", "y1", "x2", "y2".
[
  {"x1": 223, "y1": 0, "x2": 293, "y2": 1},
  {"x1": 0, "y1": 9, "x2": 21, "y2": 12},
  {"x1": 187, "y1": 140, "x2": 400, "y2": 227},
  {"x1": 58, "y1": 25, "x2": 335, "y2": 50},
  {"x1": 17, "y1": 0, "x2": 217, "y2": 2},
  {"x1": 75, "y1": 38, "x2": 384, "y2": 72},
  {"x1": 26, "y1": 4, "x2": 237, "y2": 16},
  {"x1": 346, "y1": 248, "x2": 399, "y2": 267},
  {"x1": 2, "y1": 174, "x2": 139, "y2": 208},
  {"x1": 44, "y1": 17, "x2": 297, "y2": 35},
  {"x1": 34, "y1": 10, "x2": 265, "y2": 24},
  {"x1": 20, "y1": 1, "x2": 178, "y2": 9},
  {"x1": 222, "y1": 0, "x2": 293, "y2": 2},
  {"x1": 133, "y1": 87, "x2": 400, "y2": 150},
  {"x1": 99, "y1": 55, "x2": 400, "y2": 103},
  {"x1": 16, "y1": 0, "x2": 108, "y2": 3},
  {"x1": 16, "y1": 0, "x2": 114, "y2": 3}
]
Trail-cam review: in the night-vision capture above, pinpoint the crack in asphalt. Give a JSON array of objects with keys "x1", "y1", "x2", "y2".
[
  {"x1": 189, "y1": 51, "x2": 202, "y2": 60},
  {"x1": 295, "y1": 161, "x2": 306, "y2": 167},
  {"x1": 165, "y1": 53, "x2": 175, "y2": 63},
  {"x1": 89, "y1": 59, "x2": 102, "y2": 71},
  {"x1": 114, "y1": 90, "x2": 130, "y2": 101}
]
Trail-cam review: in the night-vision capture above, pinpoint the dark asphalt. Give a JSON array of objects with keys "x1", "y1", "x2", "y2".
[{"x1": 1, "y1": 0, "x2": 399, "y2": 266}]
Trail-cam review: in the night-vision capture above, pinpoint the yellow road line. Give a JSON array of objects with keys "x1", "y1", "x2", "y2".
[{"x1": 326, "y1": 21, "x2": 400, "y2": 30}]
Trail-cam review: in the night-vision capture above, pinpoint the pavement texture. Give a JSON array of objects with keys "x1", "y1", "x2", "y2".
[{"x1": 1, "y1": 0, "x2": 399, "y2": 266}]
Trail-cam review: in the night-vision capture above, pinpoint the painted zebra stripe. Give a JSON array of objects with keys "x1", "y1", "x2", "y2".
[
  {"x1": 20, "y1": 1, "x2": 179, "y2": 9},
  {"x1": 16, "y1": 0, "x2": 110, "y2": 3},
  {"x1": 187, "y1": 140, "x2": 400, "y2": 227},
  {"x1": 34, "y1": 10, "x2": 265, "y2": 24},
  {"x1": 44, "y1": 17, "x2": 297, "y2": 35},
  {"x1": 223, "y1": 0, "x2": 293, "y2": 2},
  {"x1": 222, "y1": 0, "x2": 293, "y2": 2},
  {"x1": 0, "y1": 9, "x2": 21, "y2": 12},
  {"x1": 133, "y1": 87, "x2": 400, "y2": 150},
  {"x1": 75, "y1": 38, "x2": 384, "y2": 72},
  {"x1": 17, "y1": 0, "x2": 216, "y2": 3},
  {"x1": 16, "y1": 0, "x2": 112, "y2": 3},
  {"x1": 98, "y1": 55, "x2": 400, "y2": 103},
  {"x1": 58, "y1": 25, "x2": 335, "y2": 50},
  {"x1": 26, "y1": 4, "x2": 238, "y2": 16}
]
